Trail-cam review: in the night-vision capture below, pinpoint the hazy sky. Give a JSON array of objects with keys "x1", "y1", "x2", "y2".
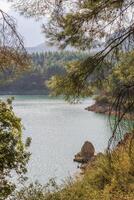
[{"x1": 0, "y1": 0, "x2": 45, "y2": 47}]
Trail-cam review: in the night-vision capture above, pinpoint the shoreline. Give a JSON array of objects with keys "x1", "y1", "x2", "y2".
[{"x1": 85, "y1": 101, "x2": 133, "y2": 120}]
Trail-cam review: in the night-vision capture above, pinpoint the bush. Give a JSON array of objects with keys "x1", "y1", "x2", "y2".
[
  {"x1": 94, "y1": 95, "x2": 110, "y2": 105},
  {"x1": 0, "y1": 98, "x2": 31, "y2": 200}
]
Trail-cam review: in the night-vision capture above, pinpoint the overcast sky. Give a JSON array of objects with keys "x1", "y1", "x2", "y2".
[{"x1": 0, "y1": 0, "x2": 45, "y2": 47}]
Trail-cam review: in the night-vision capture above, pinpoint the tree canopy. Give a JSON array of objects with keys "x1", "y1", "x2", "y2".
[
  {"x1": 0, "y1": 9, "x2": 30, "y2": 83},
  {"x1": 10, "y1": 0, "x2": 134, "y2": 53}
]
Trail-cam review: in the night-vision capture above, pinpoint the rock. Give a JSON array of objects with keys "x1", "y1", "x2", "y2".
[
  {"x1": 80, "y1": 153, "x2": 104, "y2": 171},
  {"x1": 86, "y1": 102, "x2": 133, "y2": 120},
  {"x1": 74, "y1": 141, "x2": 95, "y2": 163},
  {"x1": 73, "y1": 155, "x2": 85, "y2": 163},
  {"x1": 81, "y1": 141, "x2": 95, "y2": 158},
  {"x1": 85, "y1": 103, "x2": 109, "y2": 114}
]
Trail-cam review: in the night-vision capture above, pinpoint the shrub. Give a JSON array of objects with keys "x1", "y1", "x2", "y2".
[{"x1": 0, "y1": 98, "x2": 31, "y2": 200}]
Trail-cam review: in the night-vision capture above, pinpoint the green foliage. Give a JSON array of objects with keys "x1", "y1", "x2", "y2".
[
  {"x1": 90, "y1": 50, "x2": 134, "y2": 104},
  {"x1": 47, "y1": 55, "x2": 111, "y2": 102},
  {"x1": 11, "y1": 133, "x2": 134, "y2": 200},
  {"x1": 47, "y1": 60, "x2": 94, "y2": 102},
  {"x1": 108, "y1": 51, "x2": 134, "y2": 92},
  {"x1": 0, "y1": 98, "x2": 31, "y2": 200},
  {"x1": 94, "y1": 95, "x2": 111, "y2": 105},
  {"x1": 11, "y1": 182, "x2": 46, "y2": 200}
]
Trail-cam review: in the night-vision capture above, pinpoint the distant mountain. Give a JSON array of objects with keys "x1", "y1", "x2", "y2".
[
  {"x1": 26, "y1": 42, "x2": 75, "y2": 53},
  {"x1": 26, "y1": 41, "x2": 104, "y2": 54}
]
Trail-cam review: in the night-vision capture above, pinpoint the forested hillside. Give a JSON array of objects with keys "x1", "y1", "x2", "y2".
[{"x1": 0, "y1": 51, "x2": 87, "y2": 95}]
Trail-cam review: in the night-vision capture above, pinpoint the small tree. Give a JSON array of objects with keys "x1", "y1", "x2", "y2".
[{"x1": 0, "y1": 98, "x2": 31, "y2": 200}]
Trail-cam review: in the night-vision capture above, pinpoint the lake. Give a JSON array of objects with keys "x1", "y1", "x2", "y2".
[{"x1": 1, "y1": 95, "x2": 112, "y2": 184}]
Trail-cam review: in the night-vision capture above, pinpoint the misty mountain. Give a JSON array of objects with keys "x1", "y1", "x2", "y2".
[{"x1": 26, "y1": 42, "x2": 75, "y2": 53}]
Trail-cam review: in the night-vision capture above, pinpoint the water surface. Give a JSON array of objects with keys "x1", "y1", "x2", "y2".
[{"x1": 1, "y1": 95, "x2": 112, "y2": 184}]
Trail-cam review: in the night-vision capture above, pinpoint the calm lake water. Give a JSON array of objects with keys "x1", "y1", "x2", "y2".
[{"x1": 1, "y1": 95, "x2": 112, "y2": 184}]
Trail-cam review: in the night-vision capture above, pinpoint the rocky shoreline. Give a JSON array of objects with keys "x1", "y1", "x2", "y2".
[
  {"x1": 85, "y1": 101, "x2": 133, "y2": 120},
  {"x1": 73, "y1": 100, "x2": 133, "y2": 173},
  {"x1": 73, "y1": 132, "x2": 133, "y2": 173},
  {"x1": 85, "y1": 102, "x2": 110, "y2": 115}
]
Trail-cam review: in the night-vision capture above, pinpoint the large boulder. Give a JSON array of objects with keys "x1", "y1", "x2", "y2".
[
  {"x1": 81, "y1": 141, "x2": 95, "y2": 159},
  {"x1": 74, "y1": 141, "x2": 95, "y2": 163}
]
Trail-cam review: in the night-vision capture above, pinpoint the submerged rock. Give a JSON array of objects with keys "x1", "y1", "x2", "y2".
[{"x1": 74, "y1": 141, "x2": 95, "y2": 163}]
